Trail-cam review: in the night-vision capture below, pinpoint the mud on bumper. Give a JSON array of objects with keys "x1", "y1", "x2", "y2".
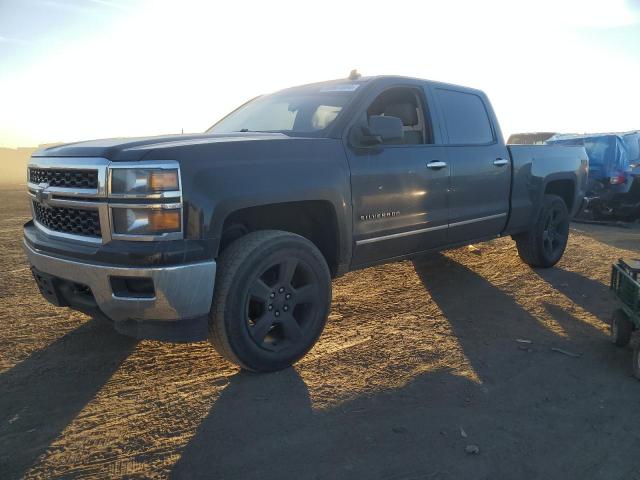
[{"x1": 24, "y1": 240, "x2": 216, "y2": 342}]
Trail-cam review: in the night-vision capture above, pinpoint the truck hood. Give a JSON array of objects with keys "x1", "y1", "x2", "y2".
[{"x1": 32, "y1": 132, "x2": 294, "y2": 161}]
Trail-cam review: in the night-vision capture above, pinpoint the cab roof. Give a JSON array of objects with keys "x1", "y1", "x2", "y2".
[{"x1": 280, "y1": 75, "x2": 485, "y2": 97}]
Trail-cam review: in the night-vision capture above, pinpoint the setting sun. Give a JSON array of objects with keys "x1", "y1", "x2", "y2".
[{"x1": 1, "y1": 0, "x2": 639, "y2": 148}]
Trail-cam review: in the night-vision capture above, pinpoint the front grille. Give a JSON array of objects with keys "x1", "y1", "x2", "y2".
[
  {"x1": 29, "y1": 168, "x2": 98, "y2": 189},
  {"x1": 33, "y1": 201, "x2": 101, "y2": 238}
]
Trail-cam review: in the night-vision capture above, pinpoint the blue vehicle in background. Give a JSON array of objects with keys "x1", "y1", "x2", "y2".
[
  {"x1": 623, "y1": 131, "x2": 640, "y2": 177},
  {"x1": 547, "y1": 131, "x2": 640, "y2": 219}
]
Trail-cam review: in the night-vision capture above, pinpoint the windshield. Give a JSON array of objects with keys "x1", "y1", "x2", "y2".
[{"x1": 207, "y1": 84, "x2": 360, "y2": 136}]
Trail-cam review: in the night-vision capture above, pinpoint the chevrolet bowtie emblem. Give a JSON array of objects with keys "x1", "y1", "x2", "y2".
[{"x1": 35, "y1": 182, "x2": 50, "y2": 203}]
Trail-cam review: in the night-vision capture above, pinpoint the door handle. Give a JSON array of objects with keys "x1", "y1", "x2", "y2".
[
  {"x1": 426, "y1": 161, "x2": 447, "y2": 170},
  {"x1": 493, "y1": 158, "x2": 509, "y2": 166}
]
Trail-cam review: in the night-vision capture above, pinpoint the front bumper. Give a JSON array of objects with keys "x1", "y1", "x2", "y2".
[{"x1": 24, "y1": 239, "x2": 216, "y2": 331}]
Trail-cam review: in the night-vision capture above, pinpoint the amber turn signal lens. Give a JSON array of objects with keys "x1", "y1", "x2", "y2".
[
  {"x1": 148, "y1": 209, "x2": 181, "y2": 232},
  {"x1": 149, "y1": 171, "x2": 179, "y2": 191},
  {"x1": 112, "y1": 207, "x2": 181, "y2": 235}
]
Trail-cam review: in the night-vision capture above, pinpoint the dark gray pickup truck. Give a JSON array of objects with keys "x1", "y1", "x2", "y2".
[{"x1": 24, "y1": 75, "x2": 588, "y2": 371}]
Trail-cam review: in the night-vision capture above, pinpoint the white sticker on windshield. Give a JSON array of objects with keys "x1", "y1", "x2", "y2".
[{"x1": 320, "y1": 84, "x2": 360, "y2": 93}]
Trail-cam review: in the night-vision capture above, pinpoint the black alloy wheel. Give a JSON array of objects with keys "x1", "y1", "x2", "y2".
[
  {"x1": 245, "y1": 256, "x2": 321, "y2": 352},
  {"x1": 209, "y1": 230, "x2": 331, "y2": 372},
  {"x1": 514, "y1": 194, "x2": 570, "y2": 268},
  {"x1": 542, "y1": 201, "x2": 569, "y2": 259}
]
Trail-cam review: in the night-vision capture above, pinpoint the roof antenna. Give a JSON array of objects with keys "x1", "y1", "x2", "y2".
[{"x1": 348, "y1": 69, "x2": 361, "y2": 80}]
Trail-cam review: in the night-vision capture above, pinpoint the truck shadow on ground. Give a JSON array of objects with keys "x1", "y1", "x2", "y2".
[
  {"x1": 170, "y1": 364, "x2": 483, "y2": 480},
  {"x1": 170, "y1": 254, "x2": 621, "y2": 480},
  {"x1": 534, "y1": 266, "x2": 612, "y2": 323},
  {"x1": 412, "y1": 254, "x2": 606, "y2": 381},
  {"x1": 0, "y1": 319, "x2": 136, "y2": 480}
]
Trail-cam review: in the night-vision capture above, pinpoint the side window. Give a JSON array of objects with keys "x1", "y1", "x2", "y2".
[
  {"x1": 311, "y1": 105, "x2": 341, "y2": 130},
  {"x1": 435, "y1": 89, "x2": 494, "y2": 145},
  {"x1": 365, "y1": 87, "x2": 433, "y2": 145}
]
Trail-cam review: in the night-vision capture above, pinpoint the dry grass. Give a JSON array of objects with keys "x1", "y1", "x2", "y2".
[{"x1": 1, "y1": 185, "x2": 639, "y2": 480}]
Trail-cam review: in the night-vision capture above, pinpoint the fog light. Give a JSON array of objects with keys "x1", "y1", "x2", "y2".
[
  {"x1": 112, "y1": 207, "x2": 181, "y2": 235},
  {"x1": 110, "y1": 276, "x2": 155, "y2": 298}
]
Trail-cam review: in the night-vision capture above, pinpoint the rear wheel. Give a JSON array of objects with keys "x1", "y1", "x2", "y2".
[
  {"x1": 514, "y1": 194, "x2": 570, "y2": 268},
  {"x1": 209, "y1": 230, "x2": 331, "y2": 372},
  {"x1": 611, "y1": 309, "x2": 633, "y2": 347}
]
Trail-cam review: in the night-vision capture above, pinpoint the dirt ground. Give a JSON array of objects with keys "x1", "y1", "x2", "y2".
[{"x1": 1, "y1": 184, "x2": 639, "y2": 480}]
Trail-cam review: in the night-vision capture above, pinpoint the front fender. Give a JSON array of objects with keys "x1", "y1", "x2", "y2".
[{"x1": 146, "y1": 137, "x2": 353, "y2": 266}]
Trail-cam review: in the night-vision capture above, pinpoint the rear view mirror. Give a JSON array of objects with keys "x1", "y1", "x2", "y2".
[{"x1": 353, "y1": 115, "x2": 404, "y2": 146}]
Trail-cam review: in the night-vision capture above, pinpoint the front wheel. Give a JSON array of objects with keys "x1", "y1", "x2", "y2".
[
  {"x1": 209, "y1": 230, "x2": 331, "y2": 372},
  {"x1": 513, "y1": 194, "x2": 570, "y2": 268}
]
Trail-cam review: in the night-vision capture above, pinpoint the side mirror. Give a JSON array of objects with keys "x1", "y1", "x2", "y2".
[{"x1": 354, "y1": 115, "x2": 404, "y2": 146}]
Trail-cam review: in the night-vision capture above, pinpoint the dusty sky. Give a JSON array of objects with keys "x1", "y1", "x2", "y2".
[{"x1": 0, "y1": 0, "x2": 639, "y2": 148}]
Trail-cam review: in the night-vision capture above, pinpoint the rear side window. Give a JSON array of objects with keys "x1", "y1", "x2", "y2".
[{"x1": 435, "y1": 89, "x2": 494, "y2": 145}]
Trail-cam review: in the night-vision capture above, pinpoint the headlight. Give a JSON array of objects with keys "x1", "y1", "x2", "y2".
[
  {"x1": 111, "y1": 168, "x2": 179, "y2": 195},
  {"x1": 107, "y1": 162, "x2": 182, "y2": 240},
  {"x1": 112, "y1": 207, "x2": 181, "y2": 235}
]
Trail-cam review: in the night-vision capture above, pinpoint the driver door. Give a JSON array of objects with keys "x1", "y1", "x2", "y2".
[{"x1": 346, "y1": 84, "x2": 450, "y2": 266}]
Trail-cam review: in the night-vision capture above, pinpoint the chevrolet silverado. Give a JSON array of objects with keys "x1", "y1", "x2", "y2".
[{"x1": 24, "y1": 75, "x2": 588, "y2": 371}]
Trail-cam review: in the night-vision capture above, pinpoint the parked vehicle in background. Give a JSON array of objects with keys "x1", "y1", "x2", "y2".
[
  {"x1": 507, "y1": 132, "x2": 557, "y2": 145},
  {"x1": 23, "y1": 75, "x2": 588, "y2": 372},
  {"x1": 623, "y1": 131, "x2": 640, "y2": 176},
  {"x1": 547, "y1": 132, "x2": 640, "y2": 219}
]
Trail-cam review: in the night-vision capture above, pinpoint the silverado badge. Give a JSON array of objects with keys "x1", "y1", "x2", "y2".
[{"x1": 360, "y1": 211, "x2": 400, "y2": 221}]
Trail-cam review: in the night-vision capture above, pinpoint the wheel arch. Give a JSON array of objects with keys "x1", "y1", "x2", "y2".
[
  {"x1": 217, "y1": 200, "x2": 344, "y2": 277},
  {"x1": 544, "y1": 176, "x2": 576, "y2": 213}
]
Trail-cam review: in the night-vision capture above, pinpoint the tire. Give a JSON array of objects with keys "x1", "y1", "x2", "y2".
[
  {"x1": 633, "y1": 346, "x2": 640, "y2": 381},
  {"x1": 610, "y1": 309, "x2": 633, "y2": 347},
  {"x1": 514, "y1": 194, "x2": 570, "y2": 268},
  {"x1": 209, "y1": 230, "x2": 331, "y2": 372}
]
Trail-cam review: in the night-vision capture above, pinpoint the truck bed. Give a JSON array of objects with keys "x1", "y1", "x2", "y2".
[{"x1": 505, "y1": 144, "x2": 588, "y2": 235}]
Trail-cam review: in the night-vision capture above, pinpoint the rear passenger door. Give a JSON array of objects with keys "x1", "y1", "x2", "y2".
[{"x1": 432, "y1": 87, "x2": 511, "y2": 244}]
